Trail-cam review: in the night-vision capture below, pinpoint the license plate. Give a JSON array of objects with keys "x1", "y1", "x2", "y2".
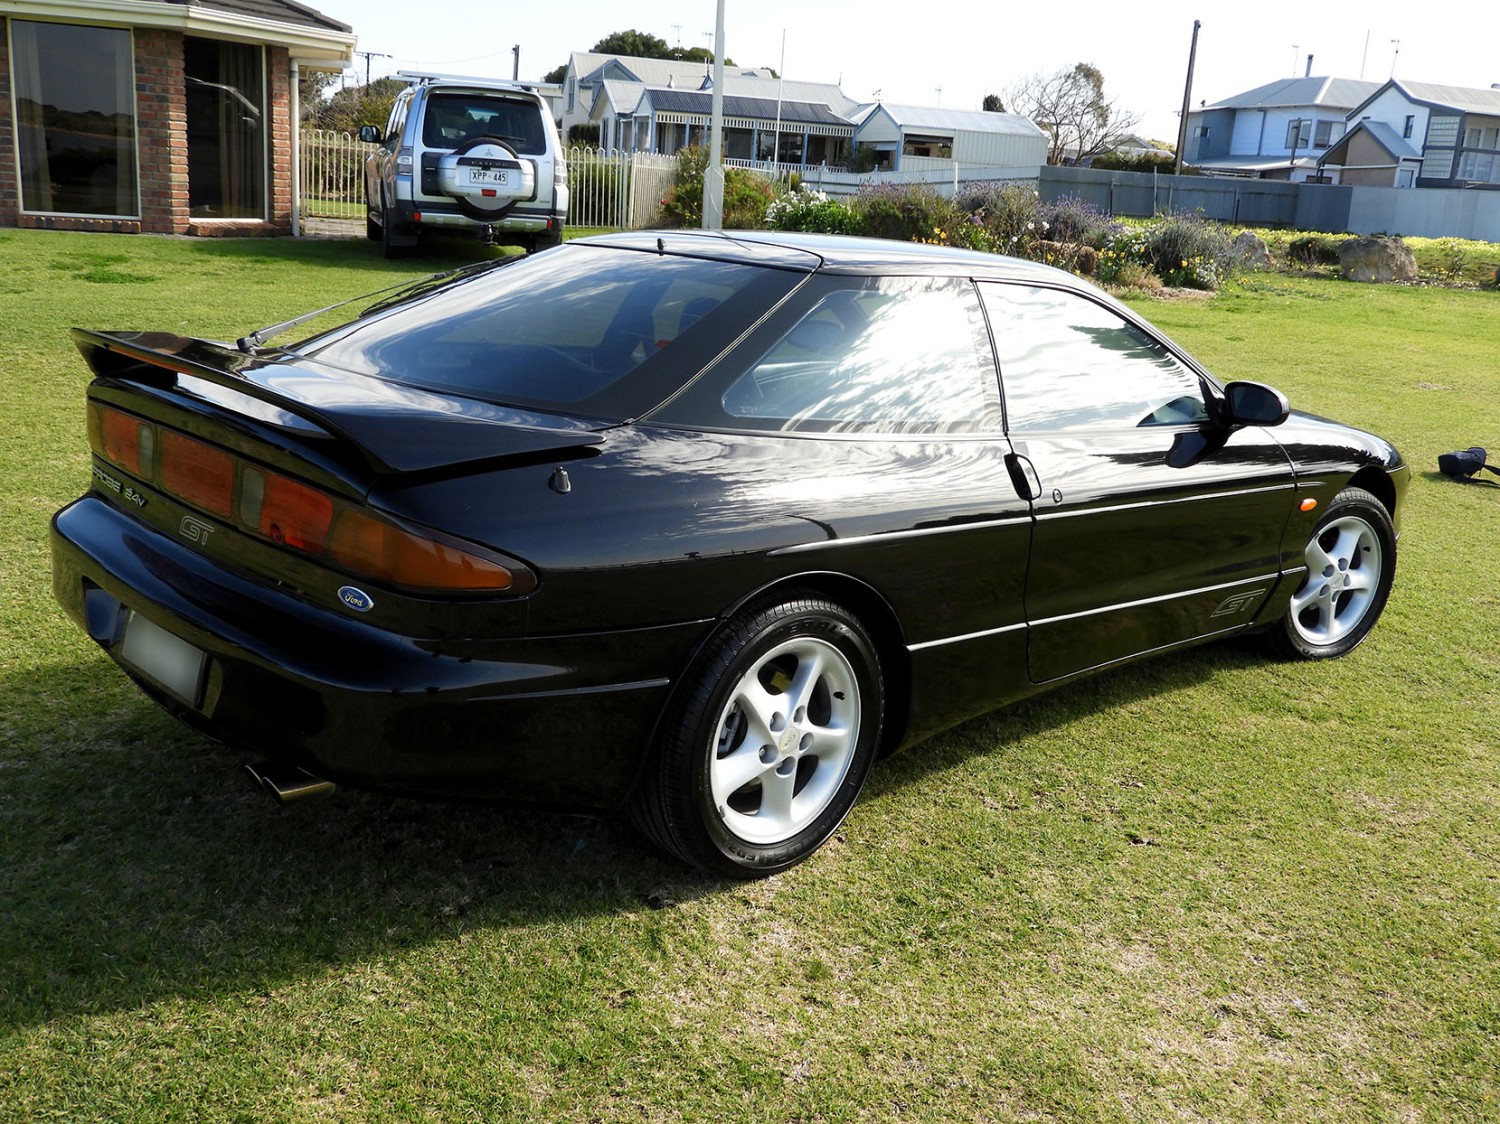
[
  {"x1": 469, "y1": 168, "x2": 509, "y2": 186},
  {"x1": 119, "y1": 611, "x2": 206, "y2": 707}
]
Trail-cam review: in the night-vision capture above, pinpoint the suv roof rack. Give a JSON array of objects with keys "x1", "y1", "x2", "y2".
[{"x1": 396, "y1": 70, "x2": 540, "y2": 92}]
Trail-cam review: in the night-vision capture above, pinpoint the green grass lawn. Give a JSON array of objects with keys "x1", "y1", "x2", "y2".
[{"x1": 2, "y1": 230, "x2": 1497, "y2": 1122}]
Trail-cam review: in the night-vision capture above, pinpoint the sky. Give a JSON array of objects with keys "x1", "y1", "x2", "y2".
[{"x1": 319, "y1": 1, "x2": 1500, "y2": 142}]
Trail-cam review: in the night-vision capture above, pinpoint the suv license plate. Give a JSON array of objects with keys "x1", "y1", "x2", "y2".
[
  {"x1": 469, "y1": 168, "x2": 509, "y2": 186},
  {"x1": 119, "y1": 611, "x2": 206, "y2": 707}
]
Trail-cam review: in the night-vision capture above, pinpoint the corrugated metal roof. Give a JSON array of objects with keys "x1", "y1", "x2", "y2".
[
  {"x1": 1395, "y1": 80, "x2": 1500, "y2": 114},
  {"x1": 647, "y1": 87, "x2": 852, "y2": 126},
  {"x1": 856, "y1": 103, "x2": 1046, "y2": 138},
  {"x1": 1205, "y1": 76, "x2": 1381, "y2": 110},
  {"x1": 160, "y1": 0, "x2": 350, "y2": 32},
  {"x1": 1319, "y1": 121, "x2": 1422, "y2": 166},
  {"x1": 572, "y1": 52, "x2": 775, "y2": 87}
]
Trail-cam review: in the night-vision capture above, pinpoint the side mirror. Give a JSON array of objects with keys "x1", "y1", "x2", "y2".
[
  {"x1": 1222, "y1": 381, "x2": 1289, "y2": 427},
  {"x1": 358, "y1": 125, "x2": 382, "y2": 144}
]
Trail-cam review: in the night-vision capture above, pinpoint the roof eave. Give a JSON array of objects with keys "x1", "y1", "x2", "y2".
[{"x1": 4, "y1": 0, "x2": 355, "y2": 64}]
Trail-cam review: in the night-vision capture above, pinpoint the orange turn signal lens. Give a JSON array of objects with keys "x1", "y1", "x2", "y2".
[
  {"x1": 1299, "y1": 498, "x2": 1319, "y2": 512},
  {"x1": 328, "y1": 510, "x2": 529, "y2": 593}
]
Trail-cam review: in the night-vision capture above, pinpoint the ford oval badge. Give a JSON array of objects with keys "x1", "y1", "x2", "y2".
[{"x1": 338, "y1": 585, "x2": 375, "y2": 613}]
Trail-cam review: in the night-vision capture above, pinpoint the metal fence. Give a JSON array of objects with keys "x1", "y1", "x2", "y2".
[
  {"x1": 565, "y1": 147, "x2": 678, "y2": 229},
  {"x1": 299, "y1": 129, "x2": 377, "y2": 221}
]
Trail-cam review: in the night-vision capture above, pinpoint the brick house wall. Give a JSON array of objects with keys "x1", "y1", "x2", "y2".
[{"x1": 0, "y1": 17, "x2": 296, "y2": 236}]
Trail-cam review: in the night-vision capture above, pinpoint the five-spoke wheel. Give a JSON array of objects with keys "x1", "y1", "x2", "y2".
[
  {"x1": 1271, "y1": 486, "x2": 1395, "y2": 660},
  {"x1": 632, "y1": 596, "x2": 883, "y2": 878}
]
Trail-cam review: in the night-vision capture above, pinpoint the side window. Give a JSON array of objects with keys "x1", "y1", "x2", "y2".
[
  {"x1": 711, "y1": 278, "x2": 1001, "y2": 434},
  {"x1": 980, "y1": 283, "x2": 1208, "y2": 432},
  {"x1": 384, "y1": 95, "x2": 409, "y2": 145}
]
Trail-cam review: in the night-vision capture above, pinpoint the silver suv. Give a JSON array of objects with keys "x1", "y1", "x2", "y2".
[{"x1": 360, "y1": 74, "x2": 567, "y2": 257}]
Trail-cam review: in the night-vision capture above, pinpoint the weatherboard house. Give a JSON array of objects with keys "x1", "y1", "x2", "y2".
[{"x1": 0, "y1": 0, "x2": 353, "y2": 236}]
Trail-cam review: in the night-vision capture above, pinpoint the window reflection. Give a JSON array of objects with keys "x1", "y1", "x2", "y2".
[
  {"x1": 980, "y1": 284, "x2": 1208, "y2": 432},
  {"x1": 720, "y1": 279, "x2": 1001, "y2": 434},
  {"x1": 12, "y1": 21, "x2": 137, "y2": 217}
]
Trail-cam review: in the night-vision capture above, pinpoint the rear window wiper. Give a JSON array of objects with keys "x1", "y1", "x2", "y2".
[{"x1": 235, "y1": 259, "x2": 509, "y2": 353}]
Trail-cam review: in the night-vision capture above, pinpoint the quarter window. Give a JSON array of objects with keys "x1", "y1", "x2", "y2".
[
  {"x1": 980, "y1": 284, "x2": 1208, "y2": 432},
  {"x1": 712, "y1": 278, "x2": 1001, "y2": 434}
]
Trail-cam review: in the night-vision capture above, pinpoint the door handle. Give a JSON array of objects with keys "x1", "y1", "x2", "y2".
[{"x1": 1005, "y1": 452, "x2": 1042, "y2": 502}]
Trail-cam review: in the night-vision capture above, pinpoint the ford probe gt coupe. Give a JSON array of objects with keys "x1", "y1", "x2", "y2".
[{"x1": 51, "y1": 231, "x2": 1408, "y2": 877}]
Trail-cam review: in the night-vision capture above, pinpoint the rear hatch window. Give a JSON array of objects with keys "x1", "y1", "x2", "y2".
[
  {"x1": 289, "y1": 245, "x2": 807, "y2": 420},
  {"x1": 422, "y1": 92, "x2": 546, "y2": 154}
]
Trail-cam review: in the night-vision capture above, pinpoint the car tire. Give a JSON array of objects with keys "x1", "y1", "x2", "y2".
[
  {"x1": 1268, "y1": 486, "x2": 1395, "y2": 660},
  {"x1": 632, "y1": 596, "x2": 884, "y2": 878}
]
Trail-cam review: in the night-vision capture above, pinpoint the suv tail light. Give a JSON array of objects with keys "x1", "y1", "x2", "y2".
[{"x1": 88, "y1": 403, "x2": 535, "y2": 596}]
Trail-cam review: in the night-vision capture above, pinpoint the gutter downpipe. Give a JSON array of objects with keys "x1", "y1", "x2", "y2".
[{"x1": 290, "y1": 59, "x2": 302, "y2": 238}]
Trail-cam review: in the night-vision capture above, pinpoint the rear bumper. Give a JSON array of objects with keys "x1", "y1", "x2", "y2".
[
  {"x1": 51, "y1": 496, "x2": 706, "y2": 810},
  {"x1": 395, "y1": 197, "x2": 562, "y2": 233}
]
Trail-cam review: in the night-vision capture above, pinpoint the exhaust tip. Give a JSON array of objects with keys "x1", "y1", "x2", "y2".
[{"x1": 245, "y1": 761, "x2": 336, "y2": 803}]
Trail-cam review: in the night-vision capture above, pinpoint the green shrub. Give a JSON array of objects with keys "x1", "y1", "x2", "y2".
[
  {"x1": 955, "y1": 182, "x2": 1042, "y2": 256},
  {"x1": 1287, "y1": 234, "x2": 1346, "y2": 265},
  {"x1": 846, "y1": 144, "x2": 880, "y2": 173},
  {"x1": 765, "y1": 188, "x2": 861, "y2": 234},
  {"x1": 1098, "y1": 213, "x2": 1238, "y2": 290},
  {"x1": 658, "y1": 147, "x2": 777, "y2": 229},
  {"x1": 1037, "y1": 195, "x2": 1121, "y2": 248},
  {"x1": 851, "y1": 183, "x2": 962, "y2": 245}
]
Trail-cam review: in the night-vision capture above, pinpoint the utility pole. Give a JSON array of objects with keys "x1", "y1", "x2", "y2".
[
  {"x1": 701, "y1": 0, "x2": 726, "y2": 229},
  {"x1": 354, "y1": 50, "x2": 390, "y2": 86},
  {"x1": 1173, "y1": 20, "x2": 1201, "y2": 176},
  {"x1": 512, "y1": 45, "x2": 520, "y2": 81}
]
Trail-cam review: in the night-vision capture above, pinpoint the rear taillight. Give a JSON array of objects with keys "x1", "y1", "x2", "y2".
[
  {"x1": 92, "y1": 405, "x2": 155, "y2": 476},
  {"x1": 87, "y1": 403, "x2": 534, "y2": 595},
  {"x1": 241, "y1": 466, "x2": 334, "y2": 551},
  {"x1": 330, "y1": 511, "x2": 519, "y2": 592},
  {"x1": 159, "y1": 430, "x2": 234, "y2": 518}
]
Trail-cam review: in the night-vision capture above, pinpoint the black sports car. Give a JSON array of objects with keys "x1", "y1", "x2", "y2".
[{"x1": 51, "y1": 231, "x2": 1408, "y2": 876}]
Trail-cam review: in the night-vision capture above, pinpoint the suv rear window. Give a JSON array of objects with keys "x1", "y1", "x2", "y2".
[
  {"x1": 292, "y1": 246, "x2": 806, "y2": 419},
  {"x1": 421, "y1": 92, "x2": 546, "y2": 154}
]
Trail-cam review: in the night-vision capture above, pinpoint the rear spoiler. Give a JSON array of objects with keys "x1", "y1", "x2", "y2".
[{"x1": 72, "y1": 328, "x2": 605, "y2": 478}]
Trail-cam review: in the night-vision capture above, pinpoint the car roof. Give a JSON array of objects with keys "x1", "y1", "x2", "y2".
[{"x1": 575, "y1": 229, "x2": 1078, "y2": 282}]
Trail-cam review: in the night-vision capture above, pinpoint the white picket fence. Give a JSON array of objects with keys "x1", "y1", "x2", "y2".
[
  {"x1": 299, "y1": 129, "x2": 376, "y2": 221},
  {"x1": 565, "y1": 147, "x2": 678, "y2": 230},
  {"x1": 296, "y1": 132, "x2": 685, "y2": 231}
]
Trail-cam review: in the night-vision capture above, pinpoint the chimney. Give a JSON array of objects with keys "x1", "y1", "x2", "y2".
[{"x1": 1305, "y1": 54, "x2": 1314, "y2": 77}]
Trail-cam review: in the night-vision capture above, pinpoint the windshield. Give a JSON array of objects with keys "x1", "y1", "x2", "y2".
[{"x1": 290, "y1": 245, "x2": 805, "y2": 419}]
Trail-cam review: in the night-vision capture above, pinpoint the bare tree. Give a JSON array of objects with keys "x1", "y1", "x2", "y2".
[{"x1": 1003, "y1": 63, "x2": 1140, "y2": 165}]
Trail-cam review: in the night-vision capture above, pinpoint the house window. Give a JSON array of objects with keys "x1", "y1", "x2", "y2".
[
  {"x1": 185, "y1": 37, "x2": 266, "y2": 219},
  {"x1": 1285, "y1": 120, "x2": 1310, "y2": 148},
  {"x1": 1403, "y1": 115, "x2": 1415, "y2": 139},
  {"x1": 1314, "y1": 120, "x2": 1341, "y2": 147},
  {"x1": 1193, "y1": 125, "x2": 1210, "y2": 140},
  {"x1": 10, "y1": 20, "x2": 138, "y2": 217},
  {"x1": 902, "y1": 133, "x2": 953, "y2": 159}
]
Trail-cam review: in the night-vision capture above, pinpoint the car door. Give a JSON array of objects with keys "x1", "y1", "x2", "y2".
[
  {"x1": 979, "y1": 281, "x2": 1296, "y2": 684},
  {"x1": 651, "y1": 274, "x2": 1036, "y2": 731}
]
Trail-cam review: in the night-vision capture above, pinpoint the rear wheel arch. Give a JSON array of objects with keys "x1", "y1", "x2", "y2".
[
  {"x1": 719, "y1": 573, "x2": 910, "y2": 753},
  {"x1": 631, "y1": 573, "x2": 910, "y2": 810},
  {"x1": 629, "y1": 589, "x2": 890, "y2": 876}
]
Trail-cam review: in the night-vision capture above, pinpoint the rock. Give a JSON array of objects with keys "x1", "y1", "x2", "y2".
[
  {"x1": 1339, "y1": 235, "x2": 1417, "y2": 283},
  {"x1": 1232, "y1": 230, "x2": 1272, "y2": 271}
]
